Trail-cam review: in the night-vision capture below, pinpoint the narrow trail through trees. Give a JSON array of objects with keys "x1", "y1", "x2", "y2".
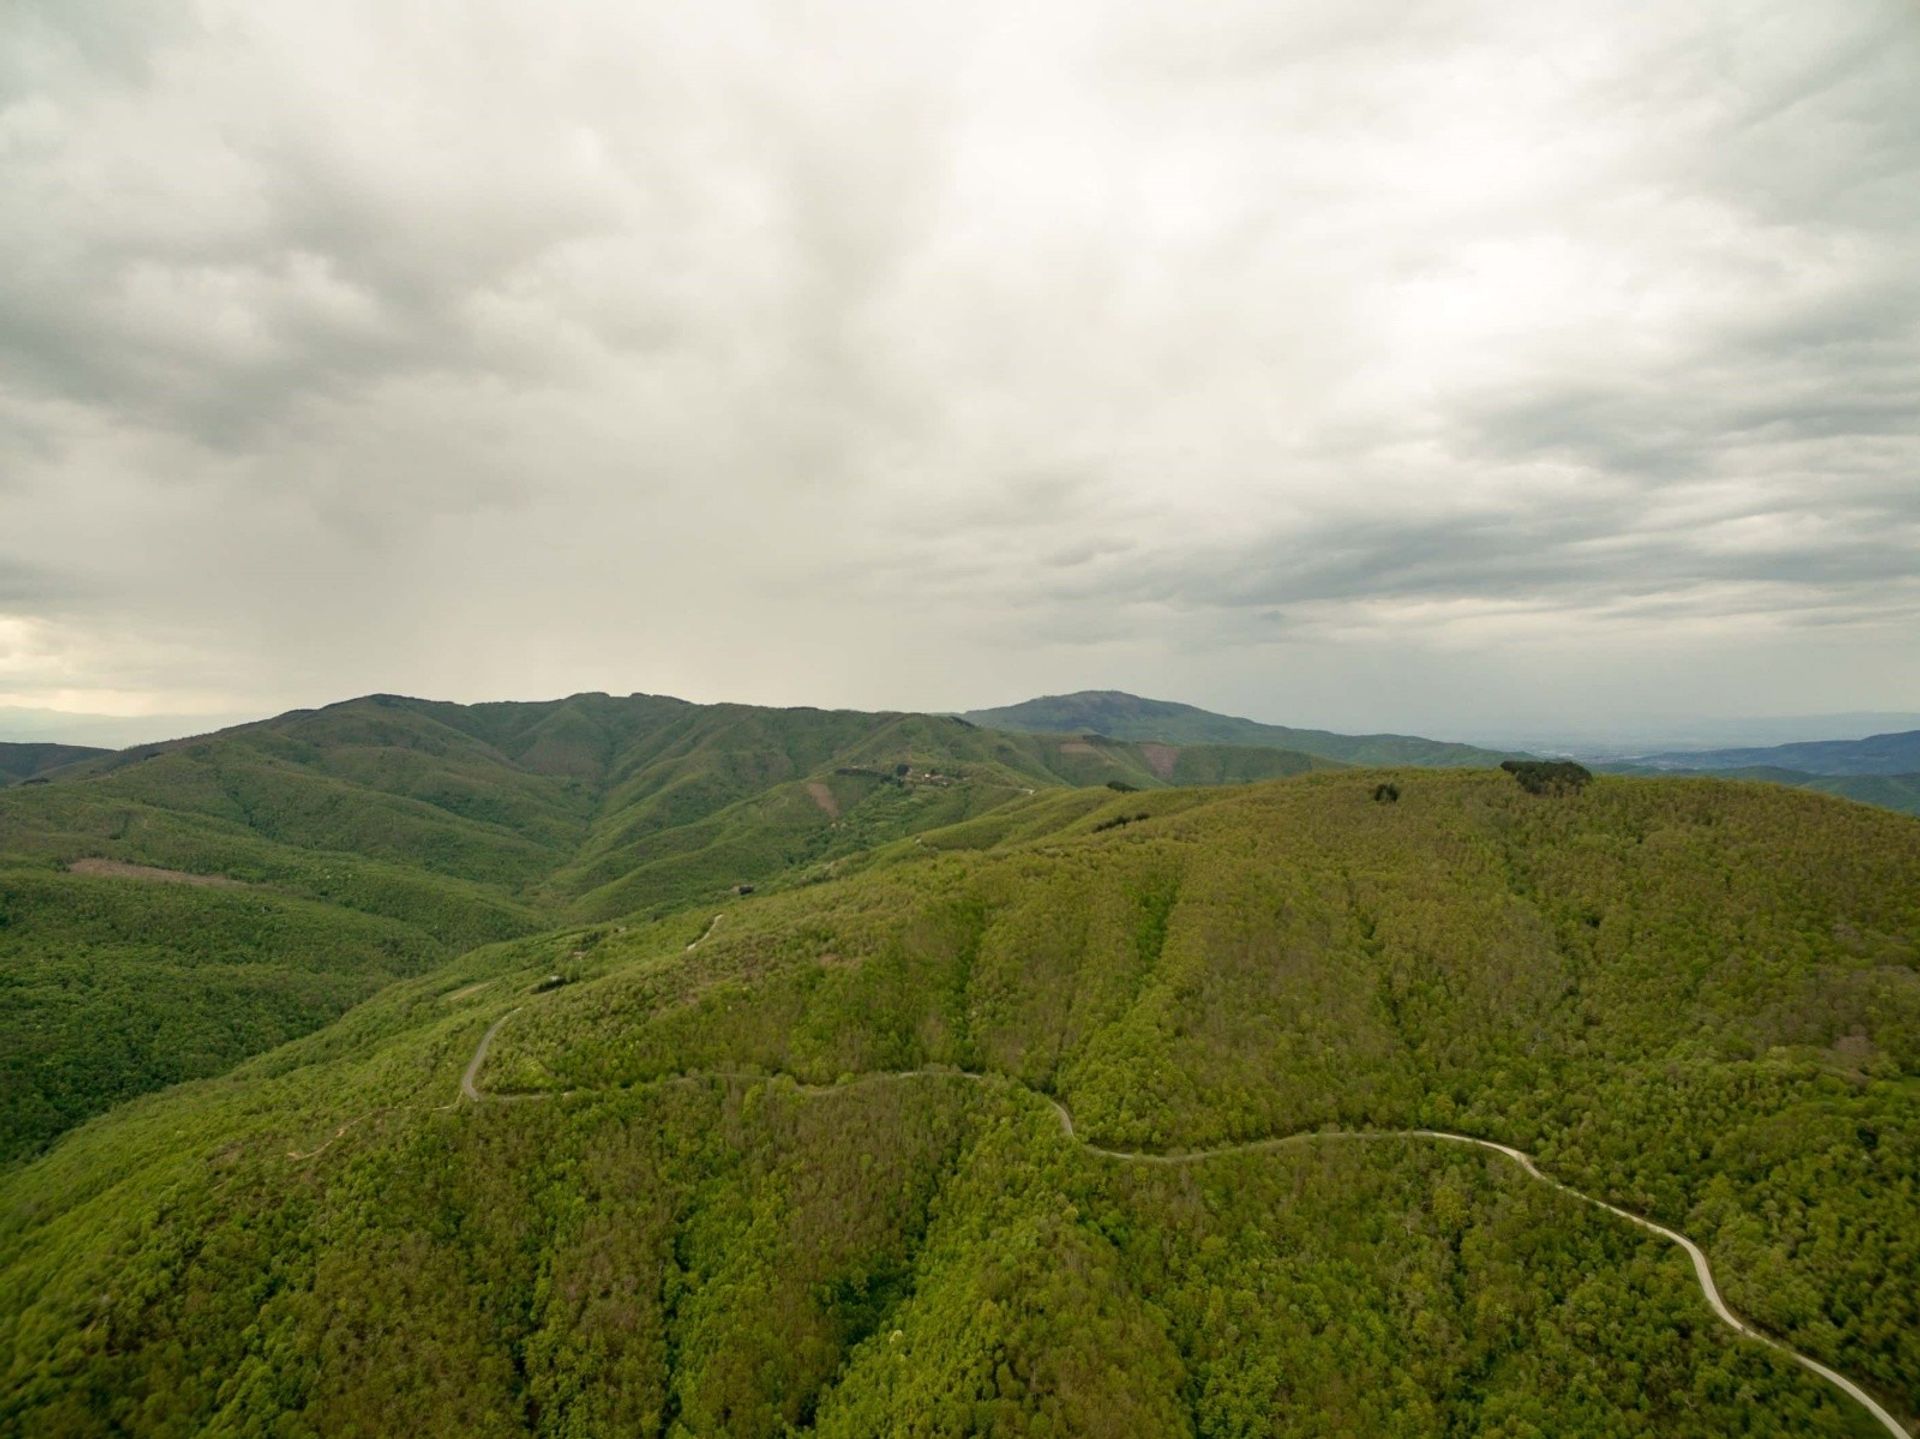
[{"x1": 433, "y1": 1007, "x2": 1913, "y2": 1438}]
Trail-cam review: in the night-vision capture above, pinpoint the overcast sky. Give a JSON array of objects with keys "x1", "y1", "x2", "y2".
[{"x1": 2, "y1": 1, "x2": 1917, "y2": 744}]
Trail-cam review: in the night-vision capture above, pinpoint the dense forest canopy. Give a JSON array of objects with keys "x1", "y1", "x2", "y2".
[
  {"x1": 0, "y1": 693, "x2": 1334, "y2": 1160},
  {"x1": 2, "y1": 760, "x2": 1916, "y2": 1436}
]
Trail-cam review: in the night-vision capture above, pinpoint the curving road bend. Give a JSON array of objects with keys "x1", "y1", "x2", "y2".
[
  {"x1": 1389, "y1": 1130, "x2": 1910, "y2": 1439},
  {"x1": 459, "y1": 1008, "x2": 520, "y2": 1102},
  {"x1": 452, "y1": 1017, "x2": 1910, "y2": 1438}
]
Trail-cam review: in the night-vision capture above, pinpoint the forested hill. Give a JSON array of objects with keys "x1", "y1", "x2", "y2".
[
  {"x1": 1600, "y1": 762, "x2": 1920, "y2": 818},
  {"x1": 11, "y1": 690, "x2": 1336, "y2": 920},
  {"x1": 2, "y1": 769, "x2": 1915, "y2": 1435},
  {"x1": 0, "y1": 692, "x2": 1328, "y2": 1160},
  {"x1": 964, "y1": 689, "x2": 1518, "y2": 767},
  {"x1": 0, "y1": 741, "x2": 107, "y2": 785}
]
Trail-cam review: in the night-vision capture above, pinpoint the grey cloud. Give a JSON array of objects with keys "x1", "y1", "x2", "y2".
[
  {"x1": 0, "y1": 556, "x2": 75, "y2": 606},
  {"x1": 1109, "y1": 493, "x2": 1915, "y2": 612},
  {"x1": 0, "y1": 0, "x2": 1915, "y2": 732}
]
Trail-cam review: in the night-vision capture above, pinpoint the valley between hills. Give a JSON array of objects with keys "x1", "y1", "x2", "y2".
[{"x1": 2, "y1": 692, "x2": 1917, "y2": 1436}]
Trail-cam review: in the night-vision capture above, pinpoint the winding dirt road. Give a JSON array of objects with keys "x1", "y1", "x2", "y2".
[
  {"x1": 450, "y1": 1015, "x2": 1909, "y2": 1437},
  {"x1": 459, "y1": 1009, "x2": 520, "y2": 1102}
]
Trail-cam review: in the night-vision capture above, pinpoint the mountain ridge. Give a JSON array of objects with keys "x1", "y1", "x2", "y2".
[
  {"x1": 0, "y1": 690, "x2": 1334, "y2": 1160},
  {"x1": 962, "y1": 689, "x2": 1521, "y2": 768},
  {"x1": 0, "y1": 741, "x2": 109, "y2": 786},
  {"x1": 1631, "y1": 728, "x2": 1920, "y2": 777}
]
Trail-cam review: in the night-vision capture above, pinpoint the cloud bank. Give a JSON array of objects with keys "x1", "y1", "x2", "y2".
[{"x1": 2, "y1": 0, "x2": 1916, "y2": 737}]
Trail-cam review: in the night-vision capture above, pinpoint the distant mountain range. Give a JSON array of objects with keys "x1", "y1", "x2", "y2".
[
  {"x1": 11, "y1": 693, "x2": 1918, "y2": 823},
  {"x1": 965, "y1": 692, "x2": 1920, "y2": 818},
  {"x1": 1597, "y1": 729, "x2": 1920, "y2": 818},
  {"x1": 1628, "y1": 729, "x2": 1920, "y2": 777},
  {"x1": 963, "y1": 690, "x2": 1519, "y2": 768}
]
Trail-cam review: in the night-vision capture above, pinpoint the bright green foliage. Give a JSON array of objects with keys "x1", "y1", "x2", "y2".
[
  {"x1": 0, "y1": 866, "x2": 439, "y2": 1163},
  {"x1": 1605, "y1": 762, "x2": 1920, "y2": 817},
  {"x1": 1767, "y1": 769, "x2": 1920, "y2": 815},
  {"x1": 1, "y1": 768, "x2": 1915, "y2": 1435},
  {"x1": 0, "y1": 695, "x2": 1331, "y2": 1155},
  {"x1": 5, "y1": 693, "x2": 1331, "y2": 922},
  {"x1": 0, "y1": 1003, "x2": 1889, "y2": 1437}
]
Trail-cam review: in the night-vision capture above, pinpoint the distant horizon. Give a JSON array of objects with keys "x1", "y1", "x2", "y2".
[
  {"x1": 6, "y1": 685, "x2": 1919, "y2": 756},
  {"x1": 3, "y1": 3, "x2": 1915, "y2": 744}
]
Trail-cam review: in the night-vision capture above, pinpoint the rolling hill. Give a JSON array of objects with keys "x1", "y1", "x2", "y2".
[
  {"x1": 1598, "y1": 762, "x2": 1920, "y2": 818},
  {"x1": 0, "y1": 742, "x2": 107, "y2": 786},
  {"x1": 1791, "y1": 770, "x2": 1920, "y2": 816},
  {"x1": 2, "y1": 767, "x2": 1915, "y2": 1436},
  {"x1": 964, "y1": 690, "x2": 1520, "y2": 767},
  {"x1": 0, "y1": 692, "x2": 1329, "y2": 1160}
]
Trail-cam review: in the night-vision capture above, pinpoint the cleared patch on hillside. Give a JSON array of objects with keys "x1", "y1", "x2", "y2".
[
  {"x1": 66, "y1": 858, "x2": 250, "y2": 888},
  {"x1": 807, "y1": 781, "x2": 841, "y2": 818},
  {"x1": 1140, "y1": 743, "x2": 1179, "y2": 779}
]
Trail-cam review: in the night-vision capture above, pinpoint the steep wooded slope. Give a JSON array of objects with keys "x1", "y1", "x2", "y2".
[
  {"x1": 0, "y1": 693, "x2": 1325, "y2": 1158},
  {"x1": 3, "y1": 770, "x2": 1914, "y2": 1436},
  {"x1": 1602, "y1": 762, "x2": 1920, "y2": 817}
]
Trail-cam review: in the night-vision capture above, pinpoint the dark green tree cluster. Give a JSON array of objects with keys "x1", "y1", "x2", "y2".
[{"x1": 1500, "y1": 759, "x2": 1594, "y2": 795}]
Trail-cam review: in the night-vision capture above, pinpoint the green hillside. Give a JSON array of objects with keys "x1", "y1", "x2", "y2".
[
  {"x1": 0, "y1": 866, "x2": 442, "y2": 1165},
  {"x1": 1794, "y1": 771, "x2": 1920, "y2": 816},
  {"x1": 0, "y1": 694, "x2": 1324, "y2": 1159},
  {"x1": 3, "y1": 770, "x2": 1914, "y2": 1436},
  {"x1": 964, "y1": 690, "x2": 1519, "y2": 767},
  {"x1": 0, "y1": 742, "x2": 107, "y2": 786},
  {"x1": 1600, "y1": 763, "x2": 1920, "y2": 818},
  {"x1": 11, "y1": 692, "x2": 1329, "y2": 918}
]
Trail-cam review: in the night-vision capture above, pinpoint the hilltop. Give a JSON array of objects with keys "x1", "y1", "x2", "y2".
[
  {"x1": 1595, "y1": 764, "x2": 1920, "y2": 819},
  {"x1": 2, "y1": 768, "x2": 1915, "y2": 1435},
  {"x1": 0, "y1": 691, "x2": 1327, "y2": 1160},
  {"x1": 964, "y1": 690, "x2": 1518, "y2": 768},
  {"x1": 0, "y1": 741, "x2": 107, "y2": 786}
]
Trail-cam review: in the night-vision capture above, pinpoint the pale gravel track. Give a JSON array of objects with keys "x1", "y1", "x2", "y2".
[
  {"x1": 448, "y1": 1014, "x2": 1912, "y2": 1437},
  {"x1": 459, "y1": 1008, "x2": 519, "y2": 1102}
]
